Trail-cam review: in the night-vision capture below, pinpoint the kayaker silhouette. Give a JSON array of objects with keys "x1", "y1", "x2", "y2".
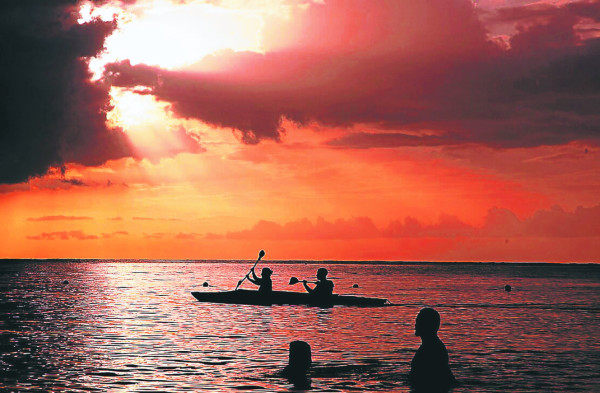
[
  {"x1": 303, "y1": 268, "x2": 334, "y2": 299},
  {"x1": 408, "y1": 307, "x2": 458, "y2": 392},
  {"x1": 247, "y1": 267, "x2": 273, "y2": 296}
]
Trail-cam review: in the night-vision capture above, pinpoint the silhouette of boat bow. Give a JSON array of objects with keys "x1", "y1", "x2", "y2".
[{"x1": 191, "y1": 289, "x2": 389, "y2": 306}]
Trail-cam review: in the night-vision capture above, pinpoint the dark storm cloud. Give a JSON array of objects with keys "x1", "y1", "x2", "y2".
[
  {"x1": 105, "y1": 0, "x2": 600, "y2": 149},
  {"x1": 0, "y1": 0, "x2": 137, "y2": 185},
  {"x1": 0, "y1": 0, "x2": 202, "y2": 186}
]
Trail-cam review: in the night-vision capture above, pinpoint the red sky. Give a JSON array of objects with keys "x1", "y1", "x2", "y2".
[{"x1": 1, "y1": 0, "x2": 599, "y2": 261}]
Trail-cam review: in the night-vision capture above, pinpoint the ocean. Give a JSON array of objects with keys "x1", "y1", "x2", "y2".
[{"x1": 1, "y1": 260, "x2": 599, "y2": 392}]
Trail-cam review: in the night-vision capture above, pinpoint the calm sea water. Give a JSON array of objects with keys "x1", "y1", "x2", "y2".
[{"x1": 1, "y1": 260, "x2": 599, "y2": 392}]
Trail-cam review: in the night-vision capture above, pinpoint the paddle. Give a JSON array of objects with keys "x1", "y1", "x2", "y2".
[
  {"x1": 289, "y1": 277, "x2": 317, "y2": 285},
  {"x1": 235, "y1": 249, "x2": 266, "y2": 290}
]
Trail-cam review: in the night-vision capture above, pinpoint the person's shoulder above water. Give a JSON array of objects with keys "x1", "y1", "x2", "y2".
[{"x1": 409, "y1": 308, "x2": 458, "y2": 392}]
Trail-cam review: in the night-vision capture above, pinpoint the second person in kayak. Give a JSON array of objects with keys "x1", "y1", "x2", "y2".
[{"x1": 303, "y1": 268, "x2": 334, "y2": 298}]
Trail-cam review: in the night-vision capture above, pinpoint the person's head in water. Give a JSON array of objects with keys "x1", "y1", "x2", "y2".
[
  {"x1": 288, "y1": 340, "x2": 312, "y2": 371},
  {"x1": 317, "y1": 267, "x2": 328, "y2": 281},
  {"x1": 415, "y1": 307, "x2": 441, "y2": 338},
  {"x1": 261, "y1": 267, "x2": 272, "y2": 278},
  {"x1": 282, "y1": 340, "x2": 312, "y2": 389}
]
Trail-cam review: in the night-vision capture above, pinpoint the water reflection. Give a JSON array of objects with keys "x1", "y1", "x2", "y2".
[
  {"x1": 0, "y1": 263, "x2": 102, "y2": 391},
  {"x1": 0, "y1": 261, "x2": 599, "y2": 391}
]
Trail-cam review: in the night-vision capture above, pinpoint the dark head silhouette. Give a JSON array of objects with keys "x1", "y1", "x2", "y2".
[
  {"x1": 261, "y1": 267, "x2": 273, "y2": 278},
  {"x1": 504, "y1": 284, "x2": 512, "y2": 292},
  {"x1": 317, "y1": 267, "x2": 328, "y2": 280},
  {"x1": 288, "y1": 341, "x2": 312, "y2": 370},
  {"x1": 415, "y1": 307, "x2": 441, "y2": 338},
  {"x1": 409, "y1": 308, "x2": 457, "y2": 392},
  {"x1": 282, "y1": 340, "x2": 312, "y2": 389}
]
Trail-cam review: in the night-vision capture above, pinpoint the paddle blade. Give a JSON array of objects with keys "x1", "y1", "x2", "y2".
[
  {"x1": 289, "y1": 277, "x2": 300, "y2": 285},
  {"x1": 258, "y1": 249, "x2": 266, "y2": 260}
]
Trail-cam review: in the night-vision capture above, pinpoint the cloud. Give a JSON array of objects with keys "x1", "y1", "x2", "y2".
[
  {"x1": 204, "y1": 232, "x2": 224, "y2": 240},
  {"x1": 384, "y1": 215, "x2": 476, "y2": 238},
  {"x1": 27, "y1": 215, "x2": 93, "y2": 221},
  {"x1": 0, "y1": 1, "x2": 139, "y2": 185},
  {"x1": 102, "y1": 0, "x2": 492, "y2": 144},
  {"x1": 105, "y1": 0, "x2": 600, "y2": 149},
  {"x1": 210, "y1": 203, "x2": 600, "y2": 240},
  {"x1": 222, "y1": 217, "x2": 381, "y2": 240},
  {"x1": 133, "y1": 217, "x2": 181, "y2": 221},
  {"x1": 4, "y1": 0, "x2": 598, "y2": 186},
  {"x1": 175, "y1": 232, "x2": 200, "y2": 239},
  {"x1": 325, "y1": 132, "x2": 455, "y2": 149},
  {"x1": 143, "y1": 232, "x2": 165, "y2": 239},
  {"x1": 216, "y1": 216, "x2": 457, "y2": 240},
  {"x1": 27, "y1": 230, "x2": 99, "y2": 240},
  {"x1": 0, "y1": 165, "x2": 112, "y2": 193},
  {"x1": 61, "y1": 178, "x2": 87, "y2": 187},
  {"x1": 0, "y1": 1, "x2": 203, "y2": 185},
  {"x1": 101, "y1": 231, "x2": 129, "y2": 238},
  {"x1": 127, "y1": 125, "x2": 207, "y2": 164},
  {"x1": 521, "y1": 204, "x2": 600, "y2": 237}
]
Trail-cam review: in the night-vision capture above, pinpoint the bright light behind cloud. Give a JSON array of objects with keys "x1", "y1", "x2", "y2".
[
  {"x1": 81, "y1": 0, "x2": 265, "y2": 75},
  {"x1": 105, "y1": 3, "x2": 264, "y2": 69},
  {"x1": 78, "y1": 0, "x2": 268, "y2": 158},
  {"x1": 107, "y1": 87, "x2": 169, "y2": 130},
  {"x1": 78, "y1": 2, "x2": 123, "y2": 23},
  {"x1": 106, "y1": 86, "x2": 202, "y2": 161}
]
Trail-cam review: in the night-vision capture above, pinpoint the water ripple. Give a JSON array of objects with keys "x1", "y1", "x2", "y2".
[{"x1": 0, "y1": 261, "x2": 599, "y2": 392}]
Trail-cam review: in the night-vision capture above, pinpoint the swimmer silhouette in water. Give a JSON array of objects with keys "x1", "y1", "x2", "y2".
[
  {"x1": 303, "y1": 268, "x2": 334, "y2": 299},
  {"x1": 247, "y1": 267, "x2": 273, "y2": 296},
  {"x1": 409, "y1": 308, "x2": 458, "y2": 392},
  {"x1": 281, "y1": 340, "x2": 312, "y2": 389}
]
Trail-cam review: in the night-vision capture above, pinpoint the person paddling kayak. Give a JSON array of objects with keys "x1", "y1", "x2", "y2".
[
  {"x1": 303, "y1": 268, "x2": 334, "y2": 298},
  {"x1": 247, "y1": 267, "x2": 273, "y2": 296}
]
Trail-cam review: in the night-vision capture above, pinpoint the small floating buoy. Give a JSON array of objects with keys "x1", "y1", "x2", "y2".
[
  {"x1": 202, "y1": 281, "x2": 209, "y2": 287},
  {"x1": 63, "y1": 280, "x2": 69, "y2": 285},
  {"x1": 504, "y1": 284, "x2": 512, "y2": 292},
  {"x1": 352, "y1": 284, "x2": 359, "y2": 288}
]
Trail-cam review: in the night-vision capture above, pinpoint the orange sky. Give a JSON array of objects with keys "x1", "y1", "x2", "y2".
[{"x1": 1, "y1": 0, "x2": 599, "y2": 261}]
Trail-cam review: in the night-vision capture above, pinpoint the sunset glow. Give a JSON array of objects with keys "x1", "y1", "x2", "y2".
[
  {"x1": 82, "y1": 0, "x2": 266, "y2": 77},
  {"x1": 2, "y1": 0, "x2": 600, "y2": 261},
  {"x1": 102, "y1": 3, "x2": 263, "y2": 68}
]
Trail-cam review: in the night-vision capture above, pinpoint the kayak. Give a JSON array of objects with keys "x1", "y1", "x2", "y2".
[{"x1": 191, "y1": 289, "x2": 389, "y2": 307}]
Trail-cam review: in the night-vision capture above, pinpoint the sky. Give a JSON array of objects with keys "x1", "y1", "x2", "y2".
[{"x1": 1, "y1": 0, "x2": 599, "y2": 261}]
